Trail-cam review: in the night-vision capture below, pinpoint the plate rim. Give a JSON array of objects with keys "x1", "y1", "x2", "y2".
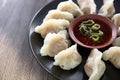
[{"x1": 28, "y1": 0, "x2": 60, "y2": 79}]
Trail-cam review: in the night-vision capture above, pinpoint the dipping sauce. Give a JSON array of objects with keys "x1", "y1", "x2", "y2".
[
  {"x1": 78, "y1": 19, "x2": 104, "y2": 42},
  {"x1": 69, "y1": 14, "x2": 117, "y2": 49},
  {"x1": 73, "y1": 19, "x2": 112, "y2": 46}
]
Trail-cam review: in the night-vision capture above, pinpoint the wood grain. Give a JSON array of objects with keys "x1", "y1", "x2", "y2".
[{"x1": 0, "y1": 0, "x2": 57, "y2": 80}]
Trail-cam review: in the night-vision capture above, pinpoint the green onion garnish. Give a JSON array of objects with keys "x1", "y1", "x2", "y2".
[
  {"x1": 98, "y1": 30, "x2": 104, "y2": 36},
  {"x1": 79, "y1": 24, "x2": 89, "y2": 35},
  {"x1": 79, "y1": 19, "x2": 104, "y2": 42},
  {"x1": 90, "y1": 34, "x2": 100, "y2": 42},
  {"x1": 82, "y1": 20, "x2": 95, "y2": 26},
  {"x1": 91, "y1": 24, "x2": 100, "y2": 31}
]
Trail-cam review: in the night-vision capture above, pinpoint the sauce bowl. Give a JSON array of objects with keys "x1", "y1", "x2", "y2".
[{"x1": 68, "y1": 14, "x2": 117, "y2": 49}]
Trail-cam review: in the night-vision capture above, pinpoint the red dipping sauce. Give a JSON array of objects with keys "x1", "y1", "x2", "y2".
[{"x1": 69, "y1": 14, "x2": 117, "y2": 49}]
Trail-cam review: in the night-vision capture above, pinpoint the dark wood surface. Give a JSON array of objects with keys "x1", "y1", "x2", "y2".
[{"x1": 0, "y1": 0, "x2": 57, "y2": 80}]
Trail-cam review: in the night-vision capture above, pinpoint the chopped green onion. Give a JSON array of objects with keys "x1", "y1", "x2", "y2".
[
  {"x1": 79, "y1": 19, "x2": 104, "y2": 42},
  {"x1": 98, "y1": 30, "x2": 104, "y2": 36},
  {"x1": 90, "y1": 34, "x2": 100, "y2": 42},
  {"x1": 79, "y1": 24, "x2": 86, "y2": 31},
  {"x1": 82, "y1": 20, "x2": 95, "y2": 26},
  {"x1": 88, "y1": 28, "x2": 92, "y2": 36},
  {"x1": 91, "y1": 24, "x2": 100, "y2": 31},
  {"x1": 79, "y1": 24, "x2": 88, "y2": 35}
]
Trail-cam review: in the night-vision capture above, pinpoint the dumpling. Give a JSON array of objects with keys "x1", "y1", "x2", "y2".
[
  {"x1": 111, "y1": 13, "x2": 120, "y2": 36},
  {"x1": 43, "y1": 10, "x2": 74, "y2": 22},
  {"x1": 53, "y1": 44, "x2": 82, "y2": 70},
  {"x1": 112, "y1": 13, "x2": 120, "y2": 28},
  {"x1": 40, "y1": 30, "x2": 70, "y2": 57},
  {"x1": 57, "y1": 0, "x2": 83, "y2": 17},
  {"x1": 35, "y1": 19, "x2": 70, "y2": 38},
  {"x1": 103, "y1": 46, "x2": 120, "y2": 69},
  {"x1": 112, "y1": 37, "x2": 120, "y2": 46},
  {"x1": 98, "y1": 0, "x2": 115, "y2": 18},
  {"x1": 118, "y1": 27, "x2": 120, "y2": 36},
  {"x1": 84, "y1": 49, "x2": 106, "y2": 80},
  {"x1": 77, "y1": 0, "x2": 96, "y2": 14}
]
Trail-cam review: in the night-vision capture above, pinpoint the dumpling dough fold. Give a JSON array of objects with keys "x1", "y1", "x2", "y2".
[
  {"x1": 43, "y1": 10, "x2": 74, "y2": 22},
  {"x1": 112, "y1": 13, "x2": 120, "y2": 28},
  {"x1": 54, "y1": 44, "x2": 82, "y2": 70},
  {"x1": 103, "y1": 46, "x2": 120, "y2": 69},
  {"x1": 111, "y1": 14, "x2": 120, "y2": 36},
  {"x1": 35, "y1": 19, "x2": 70, "y2": 38},
  {"x1": 40, "y1": 30, "x2": 70, "y2": 57},
  {"x1": 77, "y1": 0, "x2": 96, "y2": 14},
  {"x1": 57, "y1": 0, "x2": 83, "y2": 17},
  {"x1": 118, "y1": 27, "x2": 120, "y2": 36},
  {"x1": 84, "y1": 49, "x2": 106, "y2": 80},
  {"x1": 98, "y1": 0, "x2": 115, "y2": 18}
]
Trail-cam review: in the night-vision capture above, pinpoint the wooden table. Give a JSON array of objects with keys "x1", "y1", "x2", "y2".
[{"x1": 0, "y1": 0, "x2": 57, "y2": 80}]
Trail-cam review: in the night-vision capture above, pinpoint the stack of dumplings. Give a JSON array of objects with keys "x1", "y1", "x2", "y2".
[
  {"x1": 40, "y1": 30, "x2": 70, "y2": 57},
  {"x1": 34, "y1": 0, "x2": 84, "y2": 71},
  {"x1": 35, "y1": 0, "x2": 85, "y2": 38},
  {"x1": 84, "y1": 49, "x2": 106, "y2": 80}
]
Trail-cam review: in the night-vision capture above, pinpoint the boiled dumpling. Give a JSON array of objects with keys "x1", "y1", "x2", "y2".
[
  {"x1": 77, "y1": 0, "x2": 96, "y2": 14},
  {"x1": 57, "y1": 0, "x2": 83, "y2": 17},
  {"x1": 53, "y1": 44, "x2": 82, "y2": 70},
  {"x1": 118, "y1": 27, "x2": 120, "y2": 36},
  {"x1": 103, "y1": 46, "x2": 120, "y2": 69},
  {"x1": 84, "y1": 49, "x2": 106, "y2": 80},
  {"x1": 40, "y1": 30, "x2": 70, "y2": 57},
  {"x1": 111, "y1": 13, "x2": 120, "y2": 36},
  {"x1": 112, "y1": 13, "x2": 120, "y2": 27},
  {"x1": 98, "y1": 0, "x2": 115, "y2": 18},
  {"x1": 35, "y1": 19, "x2": 70, "y2": 38},
  {"x1": 43, "y1": 10, "x2": 74, "y2": 22},
  {"x1": 112, "y1": 37, "x2": 120, "y2": 46}
]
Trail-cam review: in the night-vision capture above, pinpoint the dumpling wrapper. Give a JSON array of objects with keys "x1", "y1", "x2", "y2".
[
  {"x1": 35, "y1": 19, "x2": 70, "y2": 38},
  {"x1": 54, "y1": 44, "x2": 82, "y2": 70},
  {"x1": 112, "y1": 37, "x2": 120, "y2": 46},
  {"x1": 77, "y1": 0, "x2": 96, "y2": 14},
  {"x1": 84, "y1": 49, "x2": 106, "y2": 80},
  {"x1": 40, "y1": 30, "x2": 70, "y2": 57},
  {"x1": 98, "y1": 0, "x2": 115, "y2": 18},
  {"x1": 118, "y1": 27, "x2": 120, "y2": 36},
  {"x1": 43, "y1": 10, "x2": 74, "y2": 22},
  {"x1": 57, "y1": 0, "x2": 83, "y2": 17},
  {"x1": 103, "y1": 46, "x2": 120, "y2": 69},
  {"x1": 111, "y1": 14, "x2": 120, "y2": 36},
  {"x1": 112, "y1": 13, "x2": 120, "y2": 28}
]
